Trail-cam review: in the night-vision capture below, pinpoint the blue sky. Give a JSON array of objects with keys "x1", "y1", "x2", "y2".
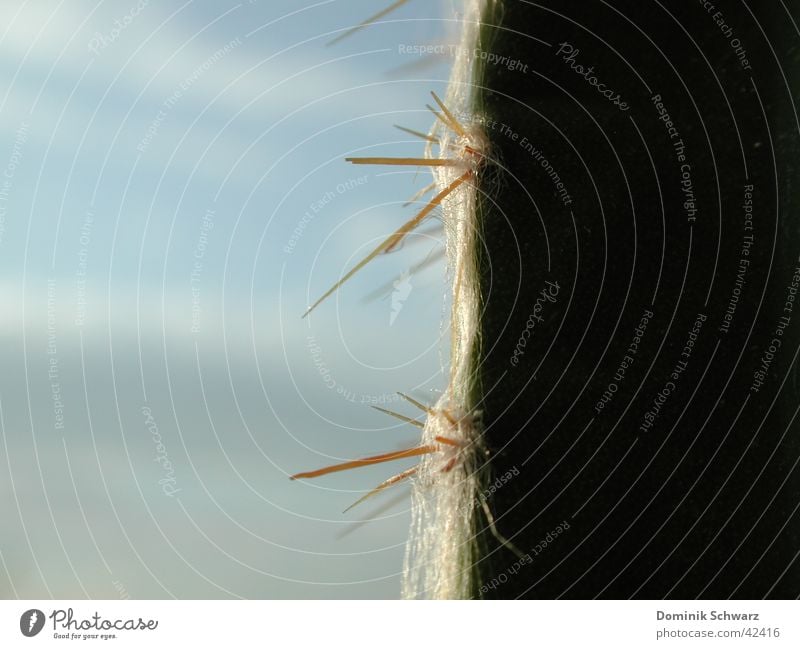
[{"x1": 0, "y1": 0, "x2": 461, "y2": 598}]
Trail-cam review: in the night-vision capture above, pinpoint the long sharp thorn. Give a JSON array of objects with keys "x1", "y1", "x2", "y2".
[
  {"x1": 430, "y1": 91, "x2": 467, "y2": 137},
  {"x1": 384, "y1": 213, "x2": 443, "y2": 253},
  {"x1": 394, "y1": 124, "x2": 439, "y2": 144},
  {"x1": 397, "y1": 392, "x2": 431, "y2": 413},
  {"x1": 426, "y1": 104, "x2": 455, "y2": 132},
  {"x1": 346, "y1": 157, "x2": 458, "y2": 167},
  {"x1": 343, "y1": 467, "x2": 417, "y2": 513},
  {"x1": 327, "y1": 0, "x2": 410, "y2": 46},
  {"x1": 302, "y1": 170, "x2": 471, "y2": 318},
  {"x1": 371, "y1": 405, "x2": 424, "y2": 428},
  {"x1": 434, "y1": 435, "x2": 462, "y2": 448},
  {"x1": 290, "y1": 444, "x2": 436, "y2": 480}
]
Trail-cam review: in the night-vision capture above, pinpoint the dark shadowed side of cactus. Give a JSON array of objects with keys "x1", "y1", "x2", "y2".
[{"x1": 471, "y1": 0, "x2": 800, "y2": 598}]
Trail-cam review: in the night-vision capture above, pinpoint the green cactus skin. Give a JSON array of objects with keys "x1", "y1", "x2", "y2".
[{"x1": 470, "y1": 0, "x2": 800, "y2": 598}]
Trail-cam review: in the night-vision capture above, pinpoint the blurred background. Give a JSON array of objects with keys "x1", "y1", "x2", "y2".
[{"x1": 0, "y1": 0, "x2": 464, "y2": 598}]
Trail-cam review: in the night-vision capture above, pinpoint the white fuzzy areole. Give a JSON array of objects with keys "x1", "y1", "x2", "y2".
[{"x1": 401, "y1": 0, "x2": 487, "y2": 600}]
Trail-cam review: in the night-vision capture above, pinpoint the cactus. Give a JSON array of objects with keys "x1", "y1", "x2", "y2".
[{"x1": 299, "y1": 0, "x2": 800, "y2": 599}]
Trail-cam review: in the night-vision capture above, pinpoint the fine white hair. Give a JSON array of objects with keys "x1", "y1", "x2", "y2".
[{"x1": 402, "y1": 0, "x2": 488, "y2": 600}]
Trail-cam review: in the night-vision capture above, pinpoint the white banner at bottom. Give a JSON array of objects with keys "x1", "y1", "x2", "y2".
[{"x1": 0, "y1": 600, "x2": 797, "y2": 648}]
